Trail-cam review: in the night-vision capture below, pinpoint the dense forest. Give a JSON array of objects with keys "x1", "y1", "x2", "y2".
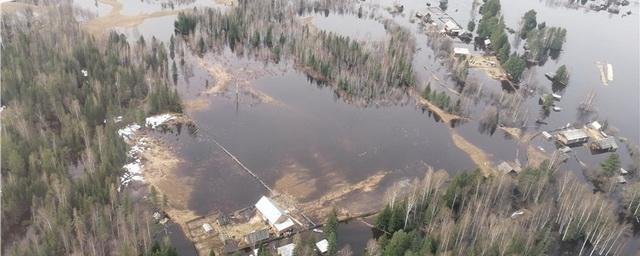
[
  {"x1": 367, "y1": 161, "x2": 632, "y2": 255},
  {"x1": 1, "y1": 3, "x2": 181, "y2": 255},
  {"x1": 176, "y1": 0, "x2": 416, "y2": 105}
]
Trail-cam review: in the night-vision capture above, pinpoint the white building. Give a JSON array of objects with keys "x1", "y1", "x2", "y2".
[
  {"x1": 316, "y1": 239, "x2": 329, "y2": 254},
  {"x1": 277, "y1": 243, "x2": 296, "y2": 256},
  {"x1": 255, "y1": 196, "x2": 295, "y2": 234}
]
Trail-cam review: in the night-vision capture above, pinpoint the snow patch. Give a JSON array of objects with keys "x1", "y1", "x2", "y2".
[{"x1": 145, "y1": 114, "x2": 175, "y2": 128}]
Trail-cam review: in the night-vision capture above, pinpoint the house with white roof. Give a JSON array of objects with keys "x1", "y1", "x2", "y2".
[
  {"x1": 255, "y1": 196, "x2": 295, "y2": 234},
  {"x1": 277, "y1": 243, "x2": 296, "y2": 256}
]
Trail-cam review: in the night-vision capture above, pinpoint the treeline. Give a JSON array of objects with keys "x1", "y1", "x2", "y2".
[
  {"x1": 476, "y1": 0, "x2": 527, "y2": 81},
  {"x1": 1, "y1": 3, "x2": 181, "y2": 255},
  {"x1": 421, "y1": 84, "x2": 462, "y2": 114},
  {"x1": 519, "y1": 9, "x2": 567, "y2": 64},
  {"x1": 367, "y1": 162, "x2": 629, "y2": 255},
  {"x1": 177, "y1": 0, "x2": 416, "y2": 105}
]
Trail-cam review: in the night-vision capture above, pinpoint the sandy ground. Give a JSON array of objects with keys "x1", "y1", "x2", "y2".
[
  {"x1": 450, "y1": 129, "x2": 496, "y2": 177},
  {"x1": 299, "y1": 171, "x2": 389, "y2": 218},
  {"x1": 274, "y1": 162, "x2": 318, "y2": 200},
  {"x1": 82, "y1": 0, "x2": 181, "y2": 35},
  {"x1": 468, "y1": 55, "x2": 508, "y2": 80},
  {"x1": 129, "y1": 128, "x2": 199, "y2": 231},
  {"x1": 498, "y1": 126, "x2": 522, "y2": 140}
]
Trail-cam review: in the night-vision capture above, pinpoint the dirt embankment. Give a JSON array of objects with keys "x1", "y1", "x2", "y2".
[
  {"x1": 411, "y1": 89, "x2": 466, "y2": 124},
  {"x1": 450, "y1": 129, "x2": 496, "y2": 177}
]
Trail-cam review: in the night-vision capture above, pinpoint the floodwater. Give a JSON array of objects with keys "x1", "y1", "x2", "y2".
[
  {"x1": 309, "y1": 13, "x2": 388, "y2": 41},
  {"x1": 74, "y1": 0, "x2": 640, "y2": 254}
]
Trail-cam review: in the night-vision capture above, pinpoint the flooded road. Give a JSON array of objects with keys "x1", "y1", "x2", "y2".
[{"x1": 75, "y1": 0, "x2": 639, "y2": 253}]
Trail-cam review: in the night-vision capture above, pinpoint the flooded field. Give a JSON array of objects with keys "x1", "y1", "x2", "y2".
[{"x1": 74, "y1": 0, "x2": 639, "y2": 254}]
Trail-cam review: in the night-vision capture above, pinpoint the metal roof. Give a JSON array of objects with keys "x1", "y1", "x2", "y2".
[
  {"x1": 255, "y1": 196, "x2": 295, "y2": 231},
  {"x1": 559, "y1": 129, "x2": 588, "y2": 141},
  {"x1": 245, "y1": 229, "x2": 269, "y2": 245},
  {"x1": 277, "y1": 243, "x2": 296, "y2": 256},
  {"x1": 316, "y1": 239, "x2": 329, "y2": 253},
  {"x1": 593, "y1": 137, "x2": 618, "y2": 149}
]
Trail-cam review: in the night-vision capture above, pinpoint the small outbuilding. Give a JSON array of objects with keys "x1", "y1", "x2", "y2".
[
  {"x1": 277, "y1": 243, "x2": 296, "y2": 256},
  {"x1": 202, "y1": 223, "x2": 213, "y2": 233},
  {"x1": 498, "y1": 161, "x2": 520, "y2": 175},
  {"x1": 616, "y1": 175, "x2": 627, "y2": 184},
  {"x1": 542, "y1": 131, "x2": 552, "y2": 140},
  {"x1": 316, "y1": 239, "x2": 329, "y2": 254},
  {"x1": 589, "y1": 121, "x2": 603, "y2": 131}
]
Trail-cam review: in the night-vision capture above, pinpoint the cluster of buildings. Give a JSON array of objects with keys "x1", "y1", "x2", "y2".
[{"x1": 551, "y1": 121, "x2": 619, "y2": 153}]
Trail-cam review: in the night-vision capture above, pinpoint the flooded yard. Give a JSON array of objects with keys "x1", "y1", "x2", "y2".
[{"x1": 73, "y1": 0, "x2": 640, "y2": 253}]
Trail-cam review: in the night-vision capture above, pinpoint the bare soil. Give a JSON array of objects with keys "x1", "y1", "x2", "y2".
[{"x1": 450, "y1": 129, "x2": 496, "y2": 177}]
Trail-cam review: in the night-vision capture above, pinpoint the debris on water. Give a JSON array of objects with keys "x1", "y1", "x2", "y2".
[{"x1": 145, "y1": 113, "x2": 175, "y2": 128}]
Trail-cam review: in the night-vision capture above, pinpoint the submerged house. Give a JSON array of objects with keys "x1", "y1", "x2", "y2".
[
  {"x1": 255, "y1": 196, "x2": 295, "y2": 234},
  {"x1": 590, "y1": 137, "x2": 618, "y2": 152},
  {"x1": 557, "y1": 129, "x2": 589, "y2": 145}
]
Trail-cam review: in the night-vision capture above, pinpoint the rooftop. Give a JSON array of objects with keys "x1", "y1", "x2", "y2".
[
  {"x1": 277, "y1": 243, "x2": 296, "y2": 256},
  {"x1": 245, "y1": 229, "x2": 269, "y2": 245},
  {"x1": 559, "y1": 128, "x2": 589, "y2": 141},
  {"x1": 255, "y1": 196, "x2": 295, "y2": 232},
  {"x1": 316, "y1": 239, "x2": 329, "y2": 253}
]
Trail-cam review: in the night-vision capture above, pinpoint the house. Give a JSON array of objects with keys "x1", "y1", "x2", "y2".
[
  {"x1": 316, "y1": 239, "x2": 329, "y2": 254},
  {"x1": 277, "y1": 243, "x2": 296, "y2": 256},
  {"x1": 453, "y1": 47, "x2": 470, "y2": 56},
  {"x1": 443, "y1": 20, "x2": 462, "y2": 35},
  {"x1": 557, "y1": 129, "x2": 589, "y2": 145},
  {"x1": 255, "y1": 196, "x2": 295, "y2": 234},
  {"x1": 590, "y1": 137, "x2": 618, "y2": 152},
  {"x1": 245, "y1": 229, "x2": 270, "y2": 246}
]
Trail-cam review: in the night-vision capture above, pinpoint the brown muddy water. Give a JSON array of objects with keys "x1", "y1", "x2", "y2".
[{"x1": 77, "y1": 0, "x2": 639, "y2": 254}]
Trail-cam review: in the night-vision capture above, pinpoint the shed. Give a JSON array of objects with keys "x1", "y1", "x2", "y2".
[
  {"x1": 616, "y1": 175, "x2": 627, "y2": 184},
  {"x1": 484, "y1": 39, "x2": 491, "y2": 47},
  {"x1": 590, "y1": 137, "x2": 618, "y2": 152},
  {"x1": 453, "y1": 47, "x2": 470, "y2": 56},
  {"x1": 497, "y1": 162, "x2": 518, "y2": 175},
  {"x1": 316, "y1": 239, "x2": 329, "y2": 254},
  {"x1": 541, "y1": 131, "x2": 552, "y2": 140},
  {"x1": 277, "y1": 243, "x2": 296, "y2": 256},
  {"x1": 255, "y1": 196, "x2": 295, "y2": 233},
  {"x1": 245, "y1": 229, "x2": 270, "y2": 245},
  {"x1": 589, "y1": 121, "x2": 603, "y2": 131},
  {"x1": 557, "y1": 129, "x2": 589, "y2": 145},
  {"x1": 202, "y1": 223, "x2": 213, "y2": 233},
  {"x1": 621, "y1": 168, "x2": 629, "y2": 175}
]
